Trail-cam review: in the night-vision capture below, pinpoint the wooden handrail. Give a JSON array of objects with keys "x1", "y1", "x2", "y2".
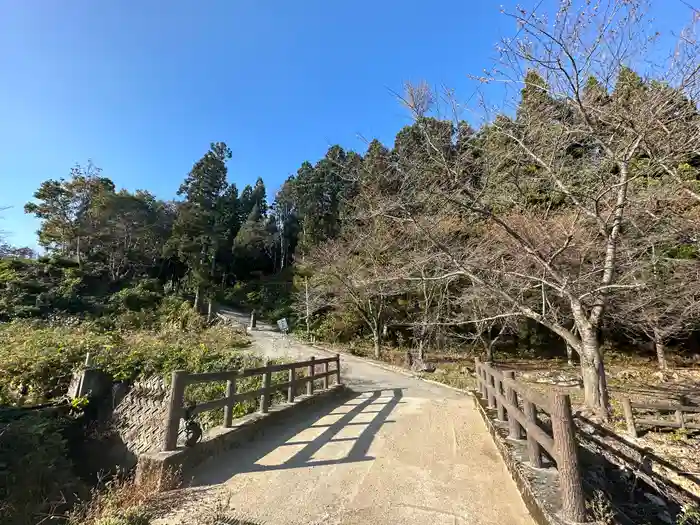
[
  {"x1": 622, "y1": 397, "x2": 700, "y2": 438},
  {"x1": 182, "y1": 356, "x2": 339, "y2": 384},
  {"x1": 474, "y1": 358, "x2": 585, "y2": 523},
  {"x1": 162, "y1": 354, "x2": 342, "y2": 452}
]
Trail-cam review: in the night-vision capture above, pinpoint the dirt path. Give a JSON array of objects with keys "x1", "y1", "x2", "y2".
[{"x1": 157, "y1": 311, "x2": 533, "y2": 525}]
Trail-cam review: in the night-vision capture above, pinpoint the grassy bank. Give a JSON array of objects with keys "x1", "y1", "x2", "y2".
[{"x1": 0, "y1": 308, "x2": 286, "y2": 525}]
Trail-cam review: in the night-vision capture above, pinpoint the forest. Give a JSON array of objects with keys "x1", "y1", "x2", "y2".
[{"x1": 1, "y1": 2, "x2": 699, "y2": 425}]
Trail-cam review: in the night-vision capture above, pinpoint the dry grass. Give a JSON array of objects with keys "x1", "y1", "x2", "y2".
[
  {"x1": 67, "y1": 468, "x2": 180, "y2": 525},
  {"x1": 67, "y1": 470, "x2": 265, "y2": 525}
]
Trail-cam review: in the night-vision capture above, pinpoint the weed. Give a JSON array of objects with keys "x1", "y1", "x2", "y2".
[{"x1": 586, "y1": 490, "x2": 616, "y2": 525}]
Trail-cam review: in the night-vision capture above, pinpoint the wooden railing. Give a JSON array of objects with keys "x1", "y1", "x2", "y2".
[
  {"x1": 162, "y1": 354, "x2": 341, "y2": 451},
  {"x1": 474, "y1": 358, "x2": 586, "y2": 523},
  {"x1": 621, "y1": 397, "x2": 700, "y2": 438}
]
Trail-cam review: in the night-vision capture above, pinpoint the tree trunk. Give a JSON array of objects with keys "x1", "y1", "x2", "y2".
[
  {"x1": 578, "y1": 324, "x2": 610, "y2": 420},
  {"x1": 653, "y1": 328, "x2": 668, "y2": 370},
  {"x1": 566, "y1": 344, "x2": 574, "y2": 366},
  {"x1": 484, "y1": 341, "x2": 494, "y2": 363},
  {"x1": 418, "y1": 338, "x2": 426, "y2": 361},
  {"x1": 304, "y1": 277, "x2": 311, "y2": 337},
  {"x1": 76, "y1": 236, "x2": 82, "y2": 268},
  {"x1": 194, "y1": 285, "x2": 201, "y2": 312},
  {"x1": 372, "y1": 327, "x2": 381, "y2": 359}
]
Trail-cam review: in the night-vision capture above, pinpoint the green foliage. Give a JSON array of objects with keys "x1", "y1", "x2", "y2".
[
  {"x1": 0, "y1": 318, "x2": 249, "y2": 404},
  {"x1": 310, "y1": 309, "x2": 365, "y2": 343},
  {"x1": 0, "y1": 411, "x2": 83, "y2": 525},
  {"x1": 109, "y1": 280, "x2": 162, "y2": 312},
  {"x1": 95, "y1": 508, "x2": 151, "y2": 525},
  {"x1": 224, "y1": 270, "x2": 295, "y2": 322},
  {"x1": 677, "y1": 505, "x2": 700, "y2": 525}
]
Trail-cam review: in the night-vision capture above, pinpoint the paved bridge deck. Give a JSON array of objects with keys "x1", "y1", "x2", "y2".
[{"x1": 157, "y1": 314, "x2": 533, "y2": 525}]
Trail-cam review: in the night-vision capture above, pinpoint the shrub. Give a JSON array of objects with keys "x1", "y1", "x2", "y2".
[
  {"x1": 0, "y1": 410, "x2": 84, "y2": 525},
  {"x1": 0, "y1": 320, "x2": 250, "y2": 405}
]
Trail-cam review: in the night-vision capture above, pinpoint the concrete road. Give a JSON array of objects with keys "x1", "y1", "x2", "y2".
[{"x1": 158, "y1": 310, "x2": 533, "y2": 525}]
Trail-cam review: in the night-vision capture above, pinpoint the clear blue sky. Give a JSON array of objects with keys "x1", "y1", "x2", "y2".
[{"x1": 0, "y1": 0, "x2": 695, "y2": 248}]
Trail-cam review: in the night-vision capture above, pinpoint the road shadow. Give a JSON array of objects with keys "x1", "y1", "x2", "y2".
[{"x1": 191, "y1": 388, "x2": 404, "y2": 486}]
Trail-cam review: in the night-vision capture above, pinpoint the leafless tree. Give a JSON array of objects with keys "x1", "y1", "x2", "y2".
[
  {"x1": 612, "y1": 197, "x2": 700, "y2": 369},
  {"x1": 376, "y1": 0, "x2": 699, "y2": 419},
  {"x1": 306, "y1": 219, "x2": 405, "y2": 359}
]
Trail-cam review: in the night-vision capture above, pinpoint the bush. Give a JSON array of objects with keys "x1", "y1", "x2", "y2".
[
  {"x1": 0, "y1": 410, "x2": 85, "y2": 525},
  {"x1": 223, "y1": 270, "x2": 295, "y2": 322},
  {"x1": 109, "y1": 281, "x2": 163, "y2": 313},
  {"x1": 0, "y1": 320, "x2": 250, "y2": 405}
]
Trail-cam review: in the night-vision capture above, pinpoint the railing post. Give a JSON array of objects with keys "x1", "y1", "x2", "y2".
[
  {"x1": 223, "y1": 376, "x2": 236, "y2": 428},
  {"x1": 524, "y1": 399, "x2": 543, "y2": 468},
  {"x1": 322, "y1": 360, "x2": 329, "y2": 389},
  {"x1": 163, "y1": 370, "x2": 187, "y2": 451},
  {"x1": 488, "y1": 372, "x2": 497, "y2": 409},
  {"x1": 551, "y1": 393, "x2": 586, "y2": 523},
  {"x1": 675, "y1": 409, "x2": 685, "y2": 429},
  {"x1": 287, "y1": 366, "x2": 296, "y2": 403},
  {"x1": 335, "y1": 354, "x2": 341, "y2": 385},
  {"x1": 496, "y1": 376, "x2": 506, "y2": 421},
  {"x1": 621, "y1": 397, "x2": 637, "y2": 438},
  {"x1": 504, "y1": 371, "x2": 523, "y2": 440},
  {"x1": 260, "y1": 360, "x2": 271, "y2": 413},
  {"x1": 307, "y1": 356, "x2": 315, "y2": 395},
  {"x1": 474, "y1": 358, "x2": 481, "y2": 395},
  {"x1": 481, "y1": 368, "x2": 488, "y2": 399}
]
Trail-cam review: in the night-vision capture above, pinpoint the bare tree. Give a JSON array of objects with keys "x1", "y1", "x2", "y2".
[
  {"x1": 291, "y1": 263, "x2": 332, "y2": 338},
  {"x1": 307, "y1": 220, "x2": 404, "y2": 359},
  {"x1": 376, "y1": 1, "x2": 699, "y2": 418},
  {"x1": 612, "y1": 198, "x2": 700, "y2": 369},
  {"x1": 456, "y1": 287, "x2": 517, "y2": 363}
]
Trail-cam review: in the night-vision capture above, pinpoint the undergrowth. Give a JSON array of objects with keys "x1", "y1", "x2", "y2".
[{"x1": 0, "y1": 303, "x2": 250, "y2": 405}]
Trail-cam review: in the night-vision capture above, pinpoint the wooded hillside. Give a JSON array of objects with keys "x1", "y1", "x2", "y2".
[{"x1": 2, "y1": 1, "x2": 698, "y2": 422}]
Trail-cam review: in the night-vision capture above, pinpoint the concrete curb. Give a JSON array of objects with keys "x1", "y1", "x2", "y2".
[{"x1": 308, "y1": 343, "x2": 473, "y2": 396}]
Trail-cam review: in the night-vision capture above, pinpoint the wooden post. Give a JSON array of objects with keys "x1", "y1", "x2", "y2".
[
  {"x1": 524, "y1": 399, "x2": 542, "y2": 468},
  {"x1": 322, "y1": 360, "x2": 329, "y2": 389},
  {"x1": 621, "y1": 397, "x2": 637, "y2": 438},
  {"x1": 249, "y1": 310, "x2": 257, "y2": 330},
  {"x1": 488, "y1": 373, "x2": 496, "y2": 409},
  {"x1": 223, "y1": 377, "x2": 236, "y2": 428},
  {"x1": 504, "y1": 371, "x2": 523, "y2": 439},
  {"x1": 675, "y1": 409, "x2": 685, "y2": 429},
  {"x1": 163, "y1": 370, "x2": 187, "y2": 451},
  {"x1": 496, "y1": 377, "x2": 506, "y2": 421},
  {"x1": 260, "y1": 360, "x2": 271, "y2": 413},
  {"x1": 482, "y1": 368, "x2": 488, "y2": 399},
  {"x1": 474, "y1": 358, "x2": 481, "y2": 395},
  {"x1": 551, "y1": 393, "x2": 586, "y2": 523},
  {"x1": 335, "y1": 354, "x2": 341, "y2": 385},
  {"x1": 307, "y1": 356, "x2": 315, "y2": 395},
  {"x1": 287, "y1": 367, "x2": 295, "y2": 403}
]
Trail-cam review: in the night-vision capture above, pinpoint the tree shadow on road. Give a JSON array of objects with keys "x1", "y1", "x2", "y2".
[{"x1": 191, "y1": 388, "x2": 404, "y2": 486}]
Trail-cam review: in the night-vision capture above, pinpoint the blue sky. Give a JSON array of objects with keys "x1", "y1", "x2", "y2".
[{"x1": 0, "y1": 0, "x2": 695, "y2": 248}]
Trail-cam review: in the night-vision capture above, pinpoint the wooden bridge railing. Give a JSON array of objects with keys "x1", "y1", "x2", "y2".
[
  {"x1": 474, "y1": 358, "x2": 586, "y2": 523},
  {"x1": 162, "y1": 354, "x2": 341, "y2": 451},
  {"x1": 621, "y1": 397, "x2": 700, "y2": 438}
]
